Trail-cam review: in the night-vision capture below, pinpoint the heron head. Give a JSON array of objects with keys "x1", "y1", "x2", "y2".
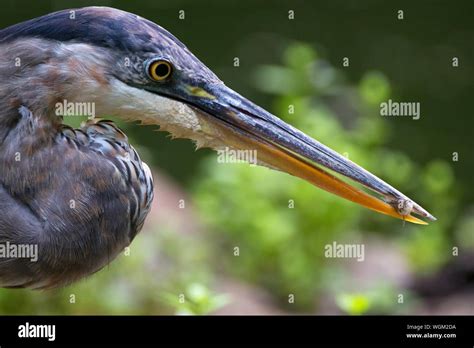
[{"x1": 0, "y1": 6, "x2": 435, "y2": 223}]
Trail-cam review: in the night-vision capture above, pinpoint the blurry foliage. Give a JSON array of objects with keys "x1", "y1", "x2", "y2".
[
  {"x1": 335, "y1": 285, "x2": 418, "y2": 315},
  {"x1": 0, "y1": 226, "x2": 222, "y2": 314},
  {"x1": 162, "y1": 283, "x2": 228, "y2": 315},
  {"x1": 193, "y1": 42, "x2": 463, "y2": 310},
  {"x1": 455, "y1": 212, "x2": 474, "y2": 249},
  {"x1": 336, "y1": 293, "x2": 371, "y2": 315}
]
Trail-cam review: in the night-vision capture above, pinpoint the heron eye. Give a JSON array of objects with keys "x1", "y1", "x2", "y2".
[{"x1": 148, "y1": 60, "x2": 172, "y2": 81}]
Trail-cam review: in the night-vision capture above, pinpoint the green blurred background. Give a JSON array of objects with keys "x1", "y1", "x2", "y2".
[{"x1": 0, "y1": 0, "x2": 472, "y2": 314}]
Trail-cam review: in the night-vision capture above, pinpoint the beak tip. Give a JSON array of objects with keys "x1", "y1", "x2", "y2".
[
  {"x1": 409, "y1": 201, "x2": 436, "y2": 223},
  {"x1": 420, "y1": 210, "x2": 437, "y2": 222},
  {"x1": 428, "y1": 214, "x2": 437, "y2": 221}
]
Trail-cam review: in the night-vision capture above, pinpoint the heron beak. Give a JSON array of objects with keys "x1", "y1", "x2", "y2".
[{"x1": 181, "y1": 83, "x2": 436, "y2": 224}]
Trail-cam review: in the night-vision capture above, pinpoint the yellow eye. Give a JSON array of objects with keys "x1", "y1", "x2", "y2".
[{"x1": 148, "y1": 60, "x2": 173, "y2": 81}]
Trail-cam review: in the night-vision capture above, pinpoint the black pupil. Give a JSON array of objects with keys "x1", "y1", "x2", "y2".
[{"x1": 155, "y1": 63, "x2": 170, "y2": 77}]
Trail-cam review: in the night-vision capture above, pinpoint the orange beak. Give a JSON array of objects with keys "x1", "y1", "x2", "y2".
[{"x1": 171, "y1": 83, "x2": 436, "y2": 224}]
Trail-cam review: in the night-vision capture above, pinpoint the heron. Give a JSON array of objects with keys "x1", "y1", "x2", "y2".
[{"x1": 0, "y1": 7, "x2": 435, "y2": 289}]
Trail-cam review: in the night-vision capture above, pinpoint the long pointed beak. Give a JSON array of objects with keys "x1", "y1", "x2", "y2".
[{"x1": 182, "y1": 83, "x2": 436, "y2": 224}]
